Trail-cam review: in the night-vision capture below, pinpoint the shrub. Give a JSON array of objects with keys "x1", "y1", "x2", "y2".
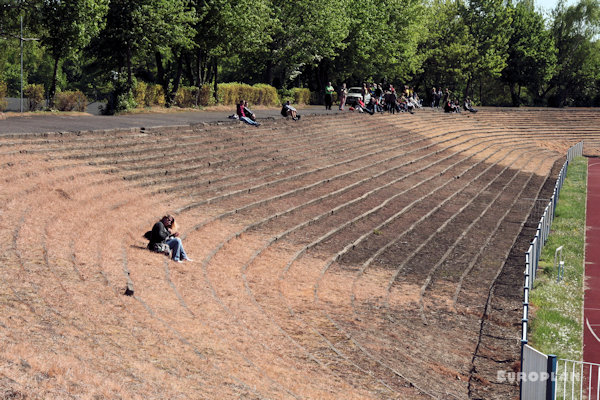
[
  {"x1": 278, "y1": 88, "x2": 294, "y2": 104},
  {"x1": 291, "y1": 88, "x2": 311, "y2": 105},
  {"x1": 215, "y1": 83, "x2": 230, "y2": 105},
  {"x1": 174, "y1": 86, "x2": 198, "y2": 108},
  {"x1": 113, "y1": 80, "x2": 136, "y2": 113},
  {"x1": 252, "y1": 84, "x2": 279, "y2": 106},
  {"x1": 100, "y1": 80, "x2": 136, "y2": 115},
  {"x1": 0, "y1": 81, "x2": 7, "y2": 111},
  {"x1": 54, "y1": 90, "x2": 88, "y2": 112},
  {"x1": 217, "y1": 83, "x2": 279, "y2": 106},
  {"x1": 217, "y1": 83, "x2": 244, "y2": 105},
  {"x1": 146, "y1": 84, "x2": 165, "y2": 107},
  {"x1": 132, "y1": 82, "x2": 166, "y2": 107},
  {"x1": 24, "y1": 84, "x2": 45, "y2": 111},
  {"x1": 133, "y1": 81, "x2": 147, "y2": 107},
  {"x1": 197, "y1": 84, "x2": 214, "y2": 107}
]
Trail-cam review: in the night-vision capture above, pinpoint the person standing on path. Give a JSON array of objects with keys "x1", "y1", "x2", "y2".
[
  {"x1": 324, "y1": 82, "x2": 334, "y2": 110},
  {"x1": 338, "y1": 83, "x2": 347, "y2": 111}
]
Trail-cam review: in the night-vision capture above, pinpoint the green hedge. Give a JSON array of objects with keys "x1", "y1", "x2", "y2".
[
  {"x1": 174, "y1": 85, "x2": 214, "y2": 108},
  {"x1": 174, "y1": 86, "x2": 197, "y2": 108},
  {"x1": 217, "y1": 83, "x2": 279, "y2": 106},
  {"x1": 195, "y1": 84, "x2": 213, "y2": 107},
  {"x1": 291, "y1": 88, "x2": 311, "y2": 105},
  {"x1": 0, "y1": 81, "x2": 7, "y2": 111},
  {"x1": 133, "y1": 81, "x2": 165, "y2": 107}
]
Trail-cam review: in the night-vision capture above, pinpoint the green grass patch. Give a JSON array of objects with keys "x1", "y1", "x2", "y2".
[{"x1": 529, "y1": 156, "x2": 587, "y2": 360}]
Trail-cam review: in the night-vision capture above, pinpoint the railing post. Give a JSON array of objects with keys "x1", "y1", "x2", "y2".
[
  {"x1": 547, "y1": 354, "x2": 557, "y2": 400},
  {"x1": 520, "y1": 339, "x2": 527, "y2": 400}
]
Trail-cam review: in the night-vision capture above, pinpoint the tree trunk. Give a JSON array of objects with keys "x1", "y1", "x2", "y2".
[
  {"x1": 49, "y1": 55, "x2": 59, "y2": 108},
  {"x1": 212, "y1": 58, "x2": 218, "y2": 102},
  {"x1": 265, "y1": 56, "x2": 274, "y2": 86},
  {"x1": 510, "y1": 84, "x2": 520, "y2": 107},
  {"x1": 184, "y1": 52, "x2": 194, "y2": 85},
  {"x1": 207, "y1": 58, "x2": 214, "y2": 86},
  {"x1": 126, "y1": 42, "x2": 132, "y2": 86},
  {"x1": 465, "y1": 76, "x2": 472, "y2": 101},
  {"x1": 167, "y1": 52, "x2": 183, "y2": 107},
  {"x1": 155, "y1": 51, "x2": 166, "y2": 90}
]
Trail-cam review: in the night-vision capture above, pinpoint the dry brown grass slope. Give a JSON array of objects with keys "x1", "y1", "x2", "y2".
[{"x1": 0, "y1": 109, "x2": 599, "y2": 399}]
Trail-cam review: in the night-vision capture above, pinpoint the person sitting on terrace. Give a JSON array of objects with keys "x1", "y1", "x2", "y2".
[
  {"x1": 356, "y1": 98, "x2": 374, "y2": 115},
  {"x1": 281, "y1": 100, "x2": 300, "y2": 120},
  {"x1": 444, "y1": 98, "x2": 457, "y2": 113},
  {"x1": 146, "y1": 215, "x2": 193, "y2": 263},
  {"x1": 464, "y1": 97, "x2": 478, "y2": 113},
  {"x1": 237, "y1": 100, "x2": 260, "y2": 126},
  {"x1": 243, "y1": 100, "x2": 256, "y2": 120},
  {"x1": 453, "y1": 99, "x2": 462, "y2": 113}
]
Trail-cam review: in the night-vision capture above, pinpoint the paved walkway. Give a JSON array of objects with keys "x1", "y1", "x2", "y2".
[
  {"x1": 0, "y1": 105, "x2": 342, "y2": 135},
  {"x1": 584, "y1": 159, "x2": 600, "y2": 398}
]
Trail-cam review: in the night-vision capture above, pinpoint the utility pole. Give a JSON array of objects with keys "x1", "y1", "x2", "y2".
[
  {"x1": 21, "y1": 16, "x2": 23, "y2": 113},
  {"x1": 19, "y1": 15, "x2": 39, "y2": 113}
]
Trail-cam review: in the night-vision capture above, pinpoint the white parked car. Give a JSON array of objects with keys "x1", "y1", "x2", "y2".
[{"x1": 345, "y1": 87, "x2": 370, "y2": 106}]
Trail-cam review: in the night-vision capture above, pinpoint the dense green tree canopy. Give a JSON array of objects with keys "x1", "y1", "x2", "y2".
[
  {"x1": 35, "y1": 0, "x2": 109, "y2": 104},
  {"x1": 550, "y1": 0, "x2": 600, "y2": 106},
  {"x1": 1, "y1": 0, "x2": 599, "y2": 107},
  {"x1": 502, "y1": 0, "x2": 557, "y2": 105}
]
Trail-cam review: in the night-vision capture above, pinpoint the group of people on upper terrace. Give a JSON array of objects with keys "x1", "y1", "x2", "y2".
[
  {"x1": 330, "y1": 82, "x2": 477, "y2": 115},
  {"x1": 234, "y1": 82, "x2": 478, "y2": 127},
  {"x1": 430, "y1": 87, "x2": 478, "y2": 114},
  {"x1": 333, "y1": 82, "x2": 422, "y2": 114}
]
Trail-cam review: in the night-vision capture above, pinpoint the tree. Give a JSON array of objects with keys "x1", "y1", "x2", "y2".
[
  {"x1": 191, "y1": 0, "x2": 272, "y2": 98},
  {"x1": 143, "y1": 0, "x2": 197, "y2": 104},
  {"x1": 88, "y1": 0, "x2": 196, "y2": 110},
  {"x1": 0, "y1": 1, "x2": 42, "y2": 96},
  {"x1": 36, "y1": 0, "x2": 109, "y2": 106},
  {"x1": 549, "y1": 0, "x2": 600, "y2": 106},
  {"x1": 460, "y1": 0, "x2": 512, "y2": 101},
  {"x1": 502, "y1": 0, "x2": 557, "y2": 106},
  {"x1": 261, "y1": 0, "x2": 350, "y2": 87},
  {"x1": 416, "y1": 0, "x2": 477, "y2": 99}
]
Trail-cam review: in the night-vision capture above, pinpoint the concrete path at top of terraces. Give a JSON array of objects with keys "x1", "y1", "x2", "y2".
[{"x1": 0, "y1": 105, "x2": 341, "y2": 135}]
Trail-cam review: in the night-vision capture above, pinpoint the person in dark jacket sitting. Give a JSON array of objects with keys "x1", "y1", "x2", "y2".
[
  {"x1": 147, "y1": 215, "x2": 193, "y2": 263},
  {"x1": 281, "y1": 101, "x2": 300, "y2": 120},
  {"x1": 464, "y1": 97, "x2": 478, "y2": 113}
]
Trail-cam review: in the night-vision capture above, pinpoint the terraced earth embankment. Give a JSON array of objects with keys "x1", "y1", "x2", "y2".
[{"x1": 1, "y1": 108, "x2": 599, "y2": 399}]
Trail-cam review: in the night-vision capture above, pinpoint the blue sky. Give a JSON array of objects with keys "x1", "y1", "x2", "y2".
[{"x1": 534, "y1": 0, "x2": 576, "y2": 15}]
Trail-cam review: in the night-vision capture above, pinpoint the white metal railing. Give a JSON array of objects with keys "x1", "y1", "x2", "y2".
[
  {"x1": 567, "y1": 142, "x2": 584, "y2": 163},
  {"x1": 520, "y1": 141, "x2": 584, "y2": 400},
  {"x1": 556, "y1": 358, "x2": 600, "y2": 400}
]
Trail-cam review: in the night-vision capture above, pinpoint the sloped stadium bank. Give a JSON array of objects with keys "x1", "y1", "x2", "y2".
[{"x1": 1, "y1": 108, "x2": 599, "y2": 399}]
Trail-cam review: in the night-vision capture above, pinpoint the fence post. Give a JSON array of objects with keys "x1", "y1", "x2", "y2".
[
  {"x1": 546, "y1": 354, "x2": 557, "y2": 400},
  {"x1": 520, "y1": 339, "x2": 527, "y2": 400}
]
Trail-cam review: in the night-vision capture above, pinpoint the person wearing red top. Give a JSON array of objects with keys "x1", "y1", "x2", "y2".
[{"x1": 236, "y1": 100, "x2": 260, "y2": 126}]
